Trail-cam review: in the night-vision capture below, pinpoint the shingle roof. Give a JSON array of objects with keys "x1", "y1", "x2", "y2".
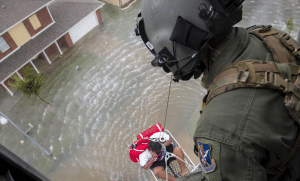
[
  {"x1": 0, "y1": 1, "x2": 104, "y2": 82},
  {"x1": 0, "y1": 0, "x2": 53, "y2": 35}
]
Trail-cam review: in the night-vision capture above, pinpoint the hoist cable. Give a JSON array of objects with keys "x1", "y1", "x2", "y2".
[{"x1": 163, "y1": 73, "x2": 173, "y2": 130}]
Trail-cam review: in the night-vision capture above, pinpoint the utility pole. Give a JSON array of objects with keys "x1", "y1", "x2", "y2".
[{"x1": 0, "y1": 111, "x2": 51, "y2": 156}]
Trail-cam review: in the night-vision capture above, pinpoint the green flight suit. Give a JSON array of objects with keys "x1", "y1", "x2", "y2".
[{"x1": 178, "y1": 27, "x2": 300, "y2": 181}]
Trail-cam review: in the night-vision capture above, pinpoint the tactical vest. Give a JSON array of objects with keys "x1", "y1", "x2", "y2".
[{"x1": 202, "y1": 25, "x2": 300, "y2": 180}]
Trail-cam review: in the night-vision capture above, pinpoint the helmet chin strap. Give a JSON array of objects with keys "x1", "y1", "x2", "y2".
[
  {"x1": 172, "y1": 53, "x2": 204, "y2": 82},
  {"x1": 172, "y1": 53, "x2": 199, "y2": 82}
]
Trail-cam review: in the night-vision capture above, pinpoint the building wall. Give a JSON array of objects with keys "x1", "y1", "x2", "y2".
[
  {"x1": 0, "y1": 32, "x2": 18, "y2": 60},
  {"x1": 23, "y1": 7, "x2": 53, "y2": 37},
  {"x1": 57, "y1": 36, "x2": 67, "y2": 48},
  {"x1": 96, "y1": 9, "x2": 103, "y2": 24},
  {"x1": 45, "y1": 43, "x2": 58, "y2": 57},
  {"x1": 64, "y1": 33, "x2": 73, "y2": 48}
]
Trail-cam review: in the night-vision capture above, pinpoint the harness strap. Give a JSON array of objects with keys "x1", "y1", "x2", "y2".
[
  {"x1": 205, "y1": 60, "x2": 299, "y2": 105},
  {"x1": 279, "y1": 33, "x2": 300, "y2": 59},
  {"x1": 249, "y1": 25, "x2": 300, "y2": 64}
]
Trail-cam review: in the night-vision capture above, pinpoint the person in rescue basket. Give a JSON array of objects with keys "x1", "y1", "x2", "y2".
[
  {"x1": 134, "y1": 0, "x2": 300, "y2": 180},
  {"x1": 130, "y1": 131, "x2": 186, "y2": 181}
]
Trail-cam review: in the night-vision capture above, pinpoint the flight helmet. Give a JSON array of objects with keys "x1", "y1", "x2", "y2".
[{"x1": 135, "y1": 0, "x2": 244, "y2": 82}]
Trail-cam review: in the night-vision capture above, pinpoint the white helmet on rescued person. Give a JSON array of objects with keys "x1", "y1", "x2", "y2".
[{"x1": 135, "y1": 0, "x2": 244, "y2": 82}]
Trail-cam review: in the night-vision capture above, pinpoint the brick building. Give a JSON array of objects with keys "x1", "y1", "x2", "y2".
[{"x1": 0, "y1": 0, "x2": 105, "y2": 96}]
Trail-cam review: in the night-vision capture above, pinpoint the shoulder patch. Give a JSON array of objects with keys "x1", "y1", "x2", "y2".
[{"x1": 198, "y1": 140, "x2": 216, "y2": 173}]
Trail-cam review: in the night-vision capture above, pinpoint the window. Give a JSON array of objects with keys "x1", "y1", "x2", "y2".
[
  {"x1": 0, "y1": 36, "x2": 10, "y2": 53},
  {"x1": 29, "y1": 14, "x2": 41, "y2": 30},
  {"x1": 8, "y1": 22, "x2": 31, "y2": 47}
]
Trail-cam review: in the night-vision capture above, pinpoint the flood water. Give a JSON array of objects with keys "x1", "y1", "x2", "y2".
[{"x1": 0, "y1": 0, "x2": 300, "y2": 181}]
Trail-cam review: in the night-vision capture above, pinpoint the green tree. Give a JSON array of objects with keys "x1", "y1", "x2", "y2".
[
  {"x1": 286, "y1": 17, "x2": 294, "y2": 35},
  {"x1": 8, "y1": 65, "x2": 50, "y2": 105}
]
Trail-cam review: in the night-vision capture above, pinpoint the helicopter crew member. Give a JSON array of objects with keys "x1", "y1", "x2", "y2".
[{"x1": 134, "y1": 0, "x2": 300, "y2": 180}]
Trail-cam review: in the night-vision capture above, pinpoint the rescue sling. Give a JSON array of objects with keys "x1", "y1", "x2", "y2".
[{"x1": 201, "y1": 25, "x2": 300, "y2": 179}]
